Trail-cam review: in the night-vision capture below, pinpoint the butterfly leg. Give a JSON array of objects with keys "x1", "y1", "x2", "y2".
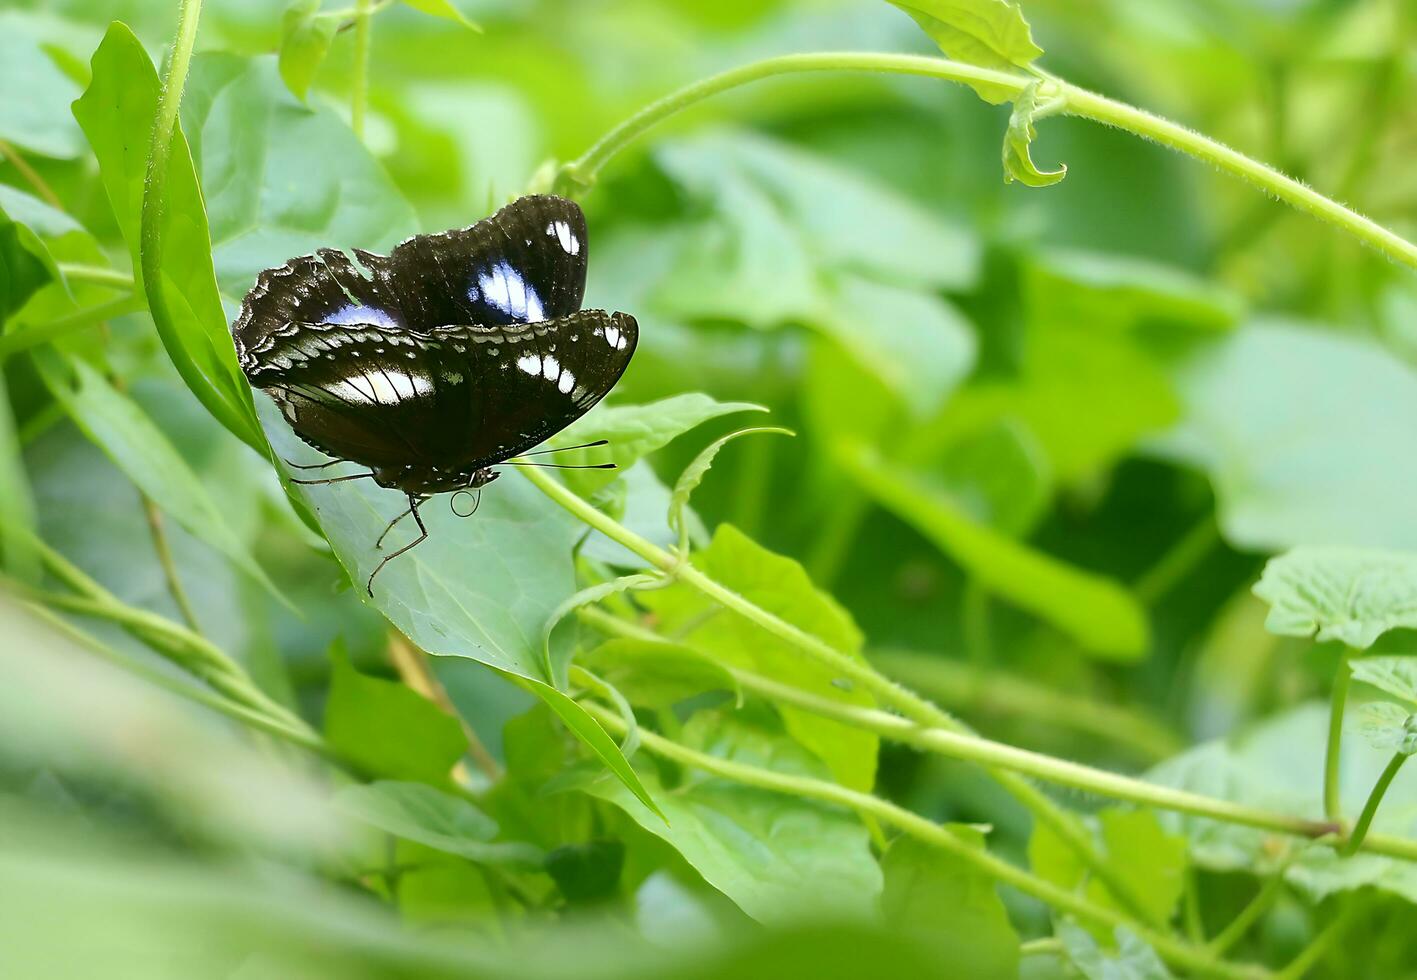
[
  {"x1": 366, "y1": 494, "x2": 428, "y2": 596},
  {"x1": 375, "y1": 495, "x2": 427, "y2": 549},
  {"x1": 290, "y1": 471, "x2": 375, "y2": 486}
]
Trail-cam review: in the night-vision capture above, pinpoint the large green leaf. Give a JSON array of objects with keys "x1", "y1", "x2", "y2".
[
  {"x1": 334, "y1": 781, "x2": 543, "y2": 867},
  {"x1": 0, "y1": 11, "x2": 85, "y2": 158},
  {"x1": 881, "y1": 832, "x2": 1020, "y2": 980},
  {"x1": 1352, "y1": 657, "x2": 1417, "y2": 708},
  {"x1": 884, "y1": 0, "x2": 1043, "y2": 103},
  {"x1": 72, "y1": 24, "x2": 262, "y2": 452},
  {"x1": 1253, "y1": 548, "x2": 1417, "y2": 650},
  {"x1": 1148, "y1": 703, "x2": 1417, "y2": 905},
  {"x1": 1150, "y1": 318, "x2": 1417, "y2": 550},
  {"x1": 585, "y1": 709, "x2": 882, "y2": 924},
  {"x1": 837, "y1": 440, "x2": 1149, "y2": 658},
  {"x1": 33, "y1": 351, "x2": 281, "y2": 599},
  {"x1": 641, "y1": 525, "x2": 879, "y2": 791}
]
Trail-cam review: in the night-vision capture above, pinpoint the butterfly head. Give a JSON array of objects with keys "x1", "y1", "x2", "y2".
[{"x1": 467, "y1": 467, "x2": 500, "y2": 489}]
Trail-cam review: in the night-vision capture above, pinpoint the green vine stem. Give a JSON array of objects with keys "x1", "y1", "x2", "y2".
[
  {"x1": 56, "y1": 264, "x2": 135, "y2": 290},
  {"x1": 523, "y1": 467, "x2": 1162, "y2": 927},
  {"x1": 559, "y1": 52, "x2": 1417, "y2": 274},
  {"x1": 579, "y1": 700, "x2": 1268, "y2": 980},
  {"x1": 579, "y1": 605, "x2": 1417, "y2": 864},
  {"x1": 1207, "y1": 855, "x2": 1295, "y2": 955},
  {"x1": 1342, "y1": 752, "x2": 1409, "y2": 857},
  {"x1": 1325, "y1": 647, "x2": 1356, "y2": 822}
]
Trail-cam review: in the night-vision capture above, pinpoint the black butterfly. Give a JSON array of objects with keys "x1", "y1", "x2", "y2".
[{"x1": 233, "y1": 194, "x2": 637, "y2": 594}]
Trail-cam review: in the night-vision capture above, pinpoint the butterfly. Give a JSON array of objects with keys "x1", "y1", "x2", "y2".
[{"x1": 232, "y1": 194, "x2": 638, "y2": 594}]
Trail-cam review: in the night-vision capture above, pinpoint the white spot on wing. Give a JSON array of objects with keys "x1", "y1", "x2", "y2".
[
  {"x1": 547, "y1": 219, "x2": 580, "y2": 256},
  {"x1": 327, "y1": 304, "x2": 398, "y2": 330},
  {"x1": 477, "y1": 261, "x2": 545, "y2": 323},
  {"x1": 558, "y1": 370, "x2": 575, "y2": 394},
  {"x1": 542, "y1": 355, "x2": 559, "y2": 381},
  {"x1": 517, "y1": 353, "x2": 541, "y2": 375},
  {"x1": 604, "y1": 325, "x2": 621, "y2": 349}
]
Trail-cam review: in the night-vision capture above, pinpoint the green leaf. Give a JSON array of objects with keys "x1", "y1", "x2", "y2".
[
  {"x1": 580, "y1": 638, "x2": 741, "y2": 710},
  {"x1": 1148, "y1": 702, "x2": 1417, "y2": 905},
  {"x1": 72, "y1": 24, "x2": 262, "y2": 453},
  {"x1": 881, "y1": 832, "x2": 1020, "y2": 980},
  {"x1": 1030, "y1": 808, "x2": 1187, "y2": 930},
  {"x1": 1059, "y1": 922, "x2": 1174, "y2": 980},
  {"x1": 0, "y1": 370, "x2": 38, "y2": 583},
  {"x1": 32, "y1": 350, "x2": 283, "y2": 600},
  {"x1": 1003, "y1": 81, "x2": 1065, "y2": 186},
  {"x1": 511, "y1": 672, "x2": 665, "y2": 821},
  {"x1": 837, "y1": 440, "x2": 1148, "y2": 658},
  {"x1": 333, "y1": 780, "x2": 544, "y2": 867},
  {"x1": 1253, "y1": 548, "x2": 1417, "y2": 650},
  {"x1": 668, "y1": 426, "x2": 793, "y2": 551},
  {"x1": 323, "y1": 643, "x2": 468, "y2": 783},
  {"x1": 1351, "y1": 657, "x2": 1417, "y2": 707},
  {"x1": 401, "y1": 0, "x2": 482, "y2": 30},
  {"x1": 545, "y1": 839, "x2": 624, "y2": 904},
  {"x1": 277, "y1": 0, "x2": 338, "y2": 101},
  {"x1": 585, "y1": 709, "x2": 882, "y2": 923},
  {"x1": 0, "y1": 11, "x2": 85, "y2": 158},
  {"x1": 884, "y1": 0, "x2": 1043, "y2": 104},
  {"x1": 642, "y1": 525, "x2": 879, "y2": 791},
  {"x1": 1358, "y1": 702, "x2": 1417, "y2": 757},
  {"x1": 1149, "y1": 318, "x2": 1417, "y2": 550},
  {"x1": 0, "y1": 206, "x2": 54, "y2": 324},
  {"x1": 0, "y1": 185, "x2": 84, "y2": 240}
]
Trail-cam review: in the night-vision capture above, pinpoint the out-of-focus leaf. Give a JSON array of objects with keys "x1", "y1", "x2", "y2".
[
  {"x1": 180, "y1": 52, "x2": 419, "y2": 297},
  {"x1": 1149, "y1": 319, "x2": 1417, "y2": 550},
  {"x1": 1059, "y1": 922, "x2": 1173, "y2": 980},
  {"x1": 1148, "y1": 703, "x2": 1417, "y2": 905},
  {"x1": 641, "y1": 525, "x2": 879, "y2": 791},
  {"x1": 0, "y1": 11, "x2": 84, "y2": 158},
  {"x1": 1253, "y1": 547, "x2": 1417, "y2": 649},
  {"x1": 546, "y1": 840, "x2": 623, "y2": 904},
  {"x1": 1351, "y1": 657, "x2": 1417, "y2": 707},
  {"x1": 1030, "y1": 808, "x2": 1187, "y2": 932},
  {"x1": 334, "y1": 781, "x2": 544, "y2": 867},
  {"x1": 0, "y1": 185, "x2": 83, "y2": 239},
  {"x1": 884, "y1": 0, "x2": 1043, "y2": 103},
  {"x1": 1002, "y1": 81, "x2": 1065, "y2": 187},
  {"x1": 402, "y1": 0, "x2": 482, "y2": 30},
  {"x1": 881, "y1": 832, "x2": 1020, "y2": 979},
  {"x1": 1358, "y1": 702, "x2": 1417, "y2": 756},
  {"x1": 277, "y1": 0, "x2": 337, "y2": 101},
  {"x1": 323, "y1": 643, "x2": 468, "y2": 783},
  {"x1": 837, "y1": 440, "x2": 1148, "y2": 658},
  {"x1": 33, "y1": 350, "x2": 281, "y2": 599},
  {"x1": 586, "y1": 709, "x2": 882, "y2": 924},
  {"x1": 0, "y1": 371, "x2": 38, "y2": 582},
  {"x1": 580, "y1": 638, "x2": 740, "y2": 709},
  {"x1": 72, "y1": 24, "x2": 262, "y2": 452}
]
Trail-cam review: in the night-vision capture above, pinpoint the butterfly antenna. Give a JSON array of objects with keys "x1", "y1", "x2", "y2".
[
  {"x1": 515, "y1": 439, "x2": 610, "y2": 458},
  {"x1": 291, "y1": 471, "x2": 376, "y2": 485},
  {"x1": 503, "y1": 461, "x2": 617, "y2": 470}
]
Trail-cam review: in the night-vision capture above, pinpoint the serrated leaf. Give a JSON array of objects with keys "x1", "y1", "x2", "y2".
[
  {"x1": 1358, "y1": 702, "x2": 1417, "y2": 756},
  {"x1": 836, "y1": 440, "x2": 1149, "y2": 658},
  {"x1": 641, "y1": 525, "x2": 879, "y2": 791},
  {"x1": 1253, "y1": 547, "x2": 1417, "y2": 649},
  {"x1": 668, "y1": 427, "x2": 792, "y2": 551},
  {"x1": 333, "y1": 781, "x2": 543, "y2": 867},
  {"x1": 882, "y1": 832, "x2": 1020, "y2": 979},
  {"x1": 33, "y1": 350, "x2": 284, "y2": 602},
  {"x1": 401, "y1": 0, "x2": 481, "y2": 29},
  {"x1": 1002, "y1": 81, "x2": 1065, "y2": 187},
  {"x1": 885, "y1": 0, "x2": 1043, "y2": 104},
  {"x1": 1351, "y1": 657, "x2": 1417, "y2": 707},
  {"x1": 585, "y1": 709, "x2": 881, "y2": 923},
  {"x1": 277, "y1": 0, "x2": 337, "y2": 101}
]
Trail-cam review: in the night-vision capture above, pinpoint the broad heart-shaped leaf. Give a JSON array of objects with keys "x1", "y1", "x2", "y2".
[
  {"x1": 1148, "y1": 318, "x2": 1417, "y2": 551},
  {"x1": 1059, "y1": 923, "x2": 1173, "y2": 980},
  {"x1": 178, "y1": 52, "x2": 419, "y2": 299},
  {"x1": 885, "y1": 0, "x2": 1043, "y2": 104},
  {"x1": 585, "y1": 709, "x2": 882, "y2": 924},
  {"x1": 1352, "y1": 657, "x2": 1417, "y2": 707},
  {"x1": 1147, "y1": 702, "x2": 1417, "y2": 905},
  {"x1": 72, "y1": 24, "x2": 263, "y2": 454},
  {"x1": 1003, "y1": 81, "x2": 1065, "y2": 187},
  {"x1": 835, "y1": 440, "x2": 1149, "y2": 659},
  {"x1": 881, "y1": 832, "x2": 1020, "y2": 980},
  {"x1": 323, "y1": 643, "x2": 468, "y2": 783},
  {"x1": 333, "y1": 781, "x2": 543, "y2": 868},
  {"x1": 641, "y1": 525, "x2": 879, "y2": 792},
  {"x1": 1030, "y1": 808, "x2": 1187, "y2": 935},
  {"x1": 33, "y1": 350, "x2": 282, "y2": 600},
  {"x1": 277, "y1": 0, "x2": 338, "y2": 102},
  {"x1": 1358, "y1": 702, "x2": 1417, "y2": 756},
  {"x1": 1253, "y1": 548, "x2": 1417, "y2": 650},
  {"x1": 0, "y1": 11, "x2": 85, "y2": 158}
]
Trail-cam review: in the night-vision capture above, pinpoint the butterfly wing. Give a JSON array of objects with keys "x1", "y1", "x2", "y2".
[{"x1": 233, "y1": 195, "x2": 588, "y2": 364}]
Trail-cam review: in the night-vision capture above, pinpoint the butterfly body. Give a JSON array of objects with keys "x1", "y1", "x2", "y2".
[{"x1": 232, "y1": 195, "x2": 636, "y2": 589}]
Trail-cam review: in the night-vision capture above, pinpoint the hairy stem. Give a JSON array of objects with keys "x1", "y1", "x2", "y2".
[{"x1": 580, "y1": 700, "x2": 1268, "y2": 980}]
